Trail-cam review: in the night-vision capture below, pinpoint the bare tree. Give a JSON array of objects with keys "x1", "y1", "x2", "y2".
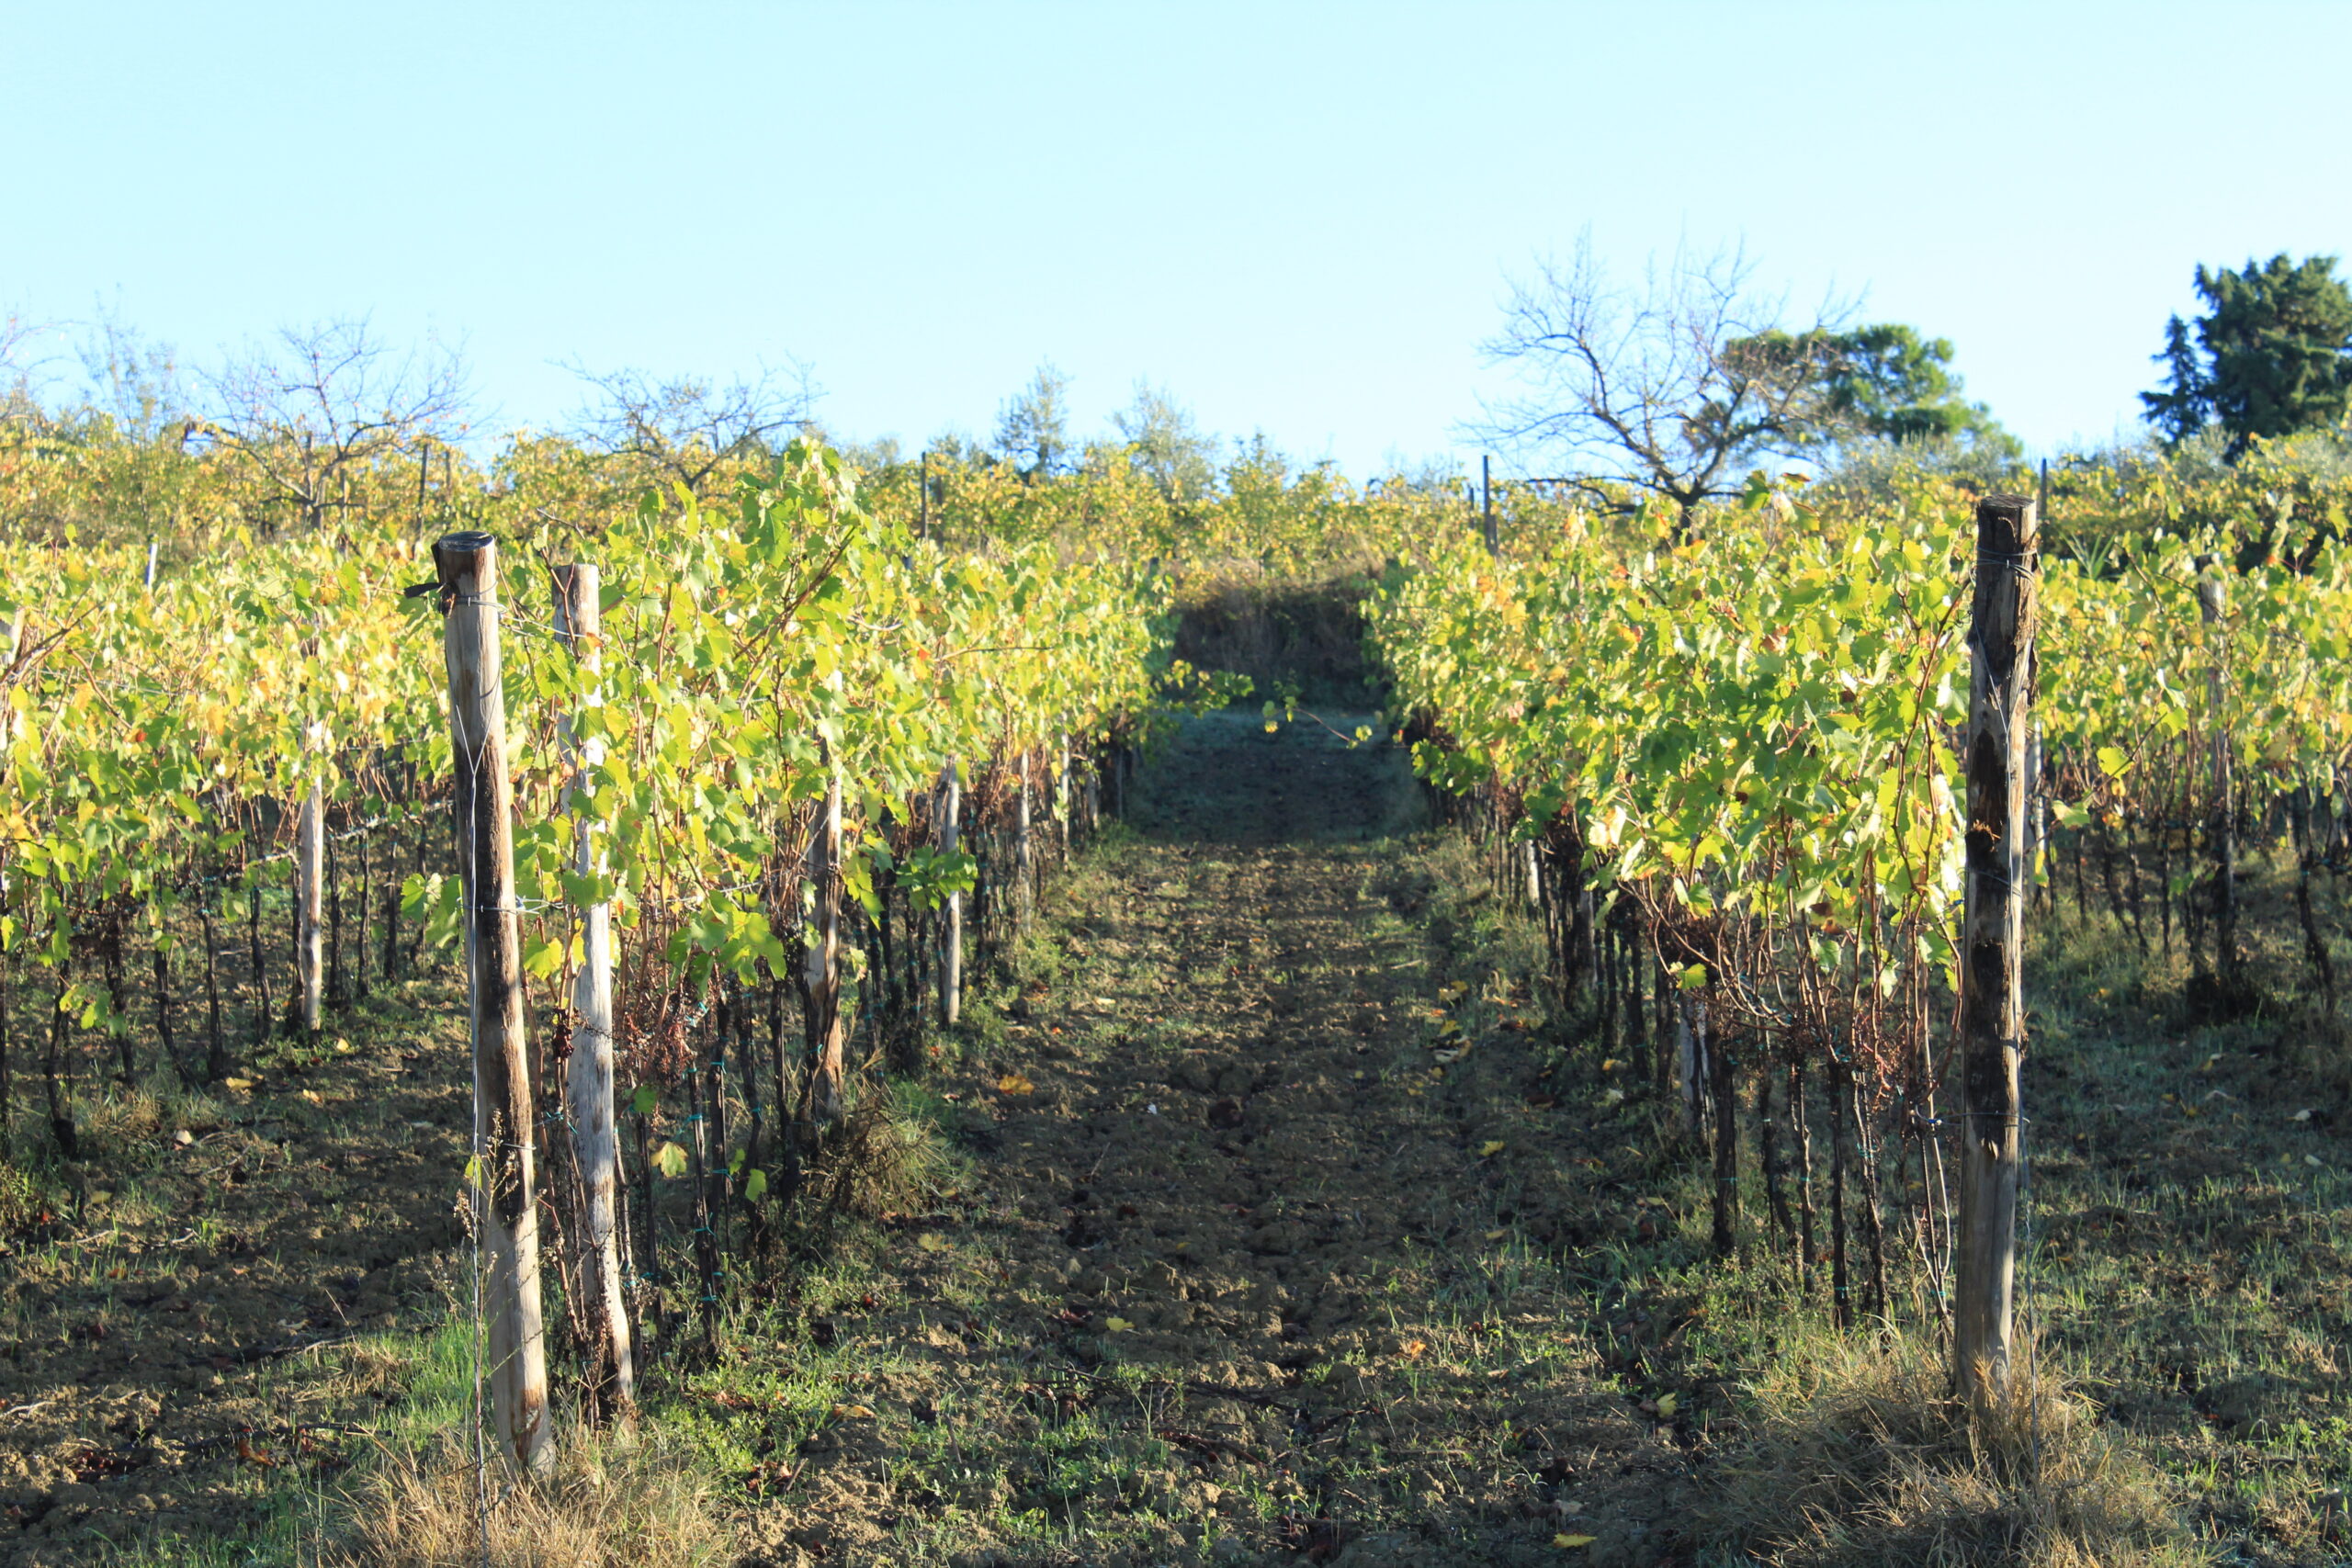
[
  {"x1": 202, "y1": 318, "x2": 471, "y2": 531},
  {"x1": 76, "y1": 308, "x2": 187, "y2": 442},
  {"x1": 1, "y1": 312, "x2": 55, "y2": 430},
  {"x1": 565, "y1": 360, "x2": 819, "y2": 494},
  {"x1": 1476, "y1": 235, "x2": 1851, "y2": 529}
]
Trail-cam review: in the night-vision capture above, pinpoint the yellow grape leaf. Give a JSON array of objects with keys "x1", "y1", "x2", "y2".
[
  {"x1": 222, "y1": 1077, "x2": 256, "y2": 1091},
  {"x1": 1484, "y1": 1227, "x2": 1508, "y2": 1241},
  {"x1": 916, "y1": 1232, "x2": 950, "y2": 1252},
  {"x1": 1478, "y1": 1140, "x2": 1507, "y2": 1157},
  {"x1": 1437, "y1": 981, "x2": 1468, "y2": 1002},
  {"x1": 1400, "y1": 1338, "x2": 1428, "y2": 1359},
  {"x1": 830, "y1": 1403, "x2": 876, "y2": 1420},
  {"x1": 1555, "y1": 1536, "x2": 1596, "y2": 1550},
  {"x1": 1104, "y1": 1316, "x2": 1133, "y2": 1332},
  {"x1": 300, "y1": 1089, "x2": 325, "y2": 1106},
  {"x1": 1600, "y1": 1057, "x2": 1623, "y2": 1073},
  {"x1": 997, "y1": 1073, "x2": 1035, "y2": 1095},
  {"x1": 1655, "y1": 1392, "x2": 1678, "y2": 1417}
]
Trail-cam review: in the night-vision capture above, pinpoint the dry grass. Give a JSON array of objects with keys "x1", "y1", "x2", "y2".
[
  {"x1": 1710, "y1": 1335, "x2": 2206, "y2": 1568},
  {"x1": 333, "y1": 1428, "x2": 727, "y2": 1568}
]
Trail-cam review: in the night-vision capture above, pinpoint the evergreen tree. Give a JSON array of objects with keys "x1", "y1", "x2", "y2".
[
  {"x1": 2142, "y1": 254, "x2": 2352, "y2": 459},
  {"x1": 995, "y1": 361, "x2": 1072, "y2": 481}
]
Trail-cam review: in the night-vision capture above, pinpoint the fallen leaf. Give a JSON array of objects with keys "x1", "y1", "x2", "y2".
[
  {"x1": 916, "y1": 1232, "x2": 950, "y2": 1253},
  {"x1": 1105, "y1": 1316, "x2": 1133, "y2": 1332},
  {"x1": 2290, "y1": 1108, "x2": 2313, "y2": 1122},
  {"x1": 222, "y1": 1077, "x2": 256, "y2": 1092},
  {"x1": 829, "y1": 1403, "x2": 875, "y2": 1420},
  {"x1": 1400, "y1": 1338, "x2": 1428, "y2": 1359},
  {"x1": 1655, "y1": 1392, "x2": 1678, "y2": 1417},
  {"x1": 1478, "y1": 1140, "x2": 1507, "y2": 1158},
  {"x1": 300, "y1": 1089, "x2": 325, "y2": 1107},
  {"x1": 1555, "y1": 1534, "x2": 1596, "y2": 1549},
  {"x1": 1485, "y1": 1228, "x2": 1508, "y2": 1241},
  {"x1": 1600, "y1": 1057, "x2": 1623, "y2": 1072},
  {"x1": 997, "y1": 1073, "x2": 1035, "y2": 1096}
]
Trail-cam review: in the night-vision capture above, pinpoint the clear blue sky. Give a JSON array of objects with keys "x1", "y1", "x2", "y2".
[{"x1": 5, "y1": 1, "x2": 2346, "y2": 478}]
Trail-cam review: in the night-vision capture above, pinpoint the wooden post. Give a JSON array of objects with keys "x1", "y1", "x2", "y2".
[
  {"x1": 295, "y1": 770, "x2": 324, "y2": 1037},
  {"x1": 1014, "y1": 750, "x2": 1034, "y2": 936},
  {"x1": 1481, "y1": 454, "x2": 1498, "y2": 556},
  {"x1": 804, "y1": 763, "x2": 846, "y2": 1126},
  {"x1": 2023, "y1": 460, "x2": 2049, "y2": 897},
  {"x1": 1955, "y1": 492, "x2": 2038, "y2": 1416},
  {"x1": 1057, "y1": 733, "x2": 1074, "y2": 865},
  {"x1": 435, "y1": 530, "x2": 553, "y2": 1478},
  {"x1": 938, "y1": 758, "x2": 962, "y2": 1026},
  {"x1": 199, "y1": 881, "x2": 225, "y2": 1082},
  {"x1": 552, "y1": 562, "x2": 632, "y2": 1420}
]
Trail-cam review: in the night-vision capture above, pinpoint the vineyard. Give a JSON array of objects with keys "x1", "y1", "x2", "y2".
[{"x1": 0, "y1": 411, "x2": 2346, "y2": 1567}]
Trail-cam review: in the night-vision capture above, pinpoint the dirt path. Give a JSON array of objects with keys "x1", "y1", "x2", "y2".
[
  {"x1": 0, "y1": 713, "x2": 1697, "y2": 1568},
  {"x1": 750, "y1": 714, "x2": 1693, "y2": 1568}
]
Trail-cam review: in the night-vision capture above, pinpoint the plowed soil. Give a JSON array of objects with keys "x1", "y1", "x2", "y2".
[
  {"x1": 0, "y1": 985, "x2": 475, "y2": 1563},
  {"x1": 731, "y1": 713, "x2": 1695, "y2": 1567}
]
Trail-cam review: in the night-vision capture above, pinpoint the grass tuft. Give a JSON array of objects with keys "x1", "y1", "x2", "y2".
[
  {"x1": 331, "y1": 1429, "x2": 725, "y2": 1568},
  {"x1": 801, "y1": 1077, "x2": 964, "y2": 1224},
  {"x1": 1709, "y1": 1334, "x2": 2203, "y2": 1567}
]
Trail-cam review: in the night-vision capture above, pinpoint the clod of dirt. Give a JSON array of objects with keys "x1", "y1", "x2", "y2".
[{"x1": 1206, "y1": 1097, "x2": 1245, "y2": 1130}]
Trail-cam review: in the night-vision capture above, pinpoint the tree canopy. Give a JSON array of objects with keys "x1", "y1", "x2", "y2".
[
  {"x1": 2143, "y1": 254, "x2": 2352, "y2": 458},
  {"x1": 1766, "y1": 321, "x2": 2013, "y2": 452}
]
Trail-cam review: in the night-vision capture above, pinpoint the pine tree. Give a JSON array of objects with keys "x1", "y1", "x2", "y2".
[{"x1": 2142, "y1": 254, "x2": 2352, "y2": 459}]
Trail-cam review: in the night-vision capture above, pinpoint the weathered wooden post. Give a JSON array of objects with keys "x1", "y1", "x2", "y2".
[
  {"x1": 435, "y1": 530, "x2": 553, "y2": 1477},
  {"x1": 804, "y1": 761, "x2": 846, "y2": 1126},
  {"x1": 1955, "y1": 492, "x2": 2038, "y2": 1416},
  {"x1": 295, "y1": 765, "x2": 324, "y2": 1037},
  {"x1": 938, "y1": 757, "x2": 962, "y2": 1026},
  {"x1": 552, "y1": 562, "x2": 632, "y2": 1420},
  {"x1": 1481, "y1": 453, "x2": 1498, "y2": 556},
  {"x1": 1014, "y1": 750, "x2": 1035, "y2": 936}
]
